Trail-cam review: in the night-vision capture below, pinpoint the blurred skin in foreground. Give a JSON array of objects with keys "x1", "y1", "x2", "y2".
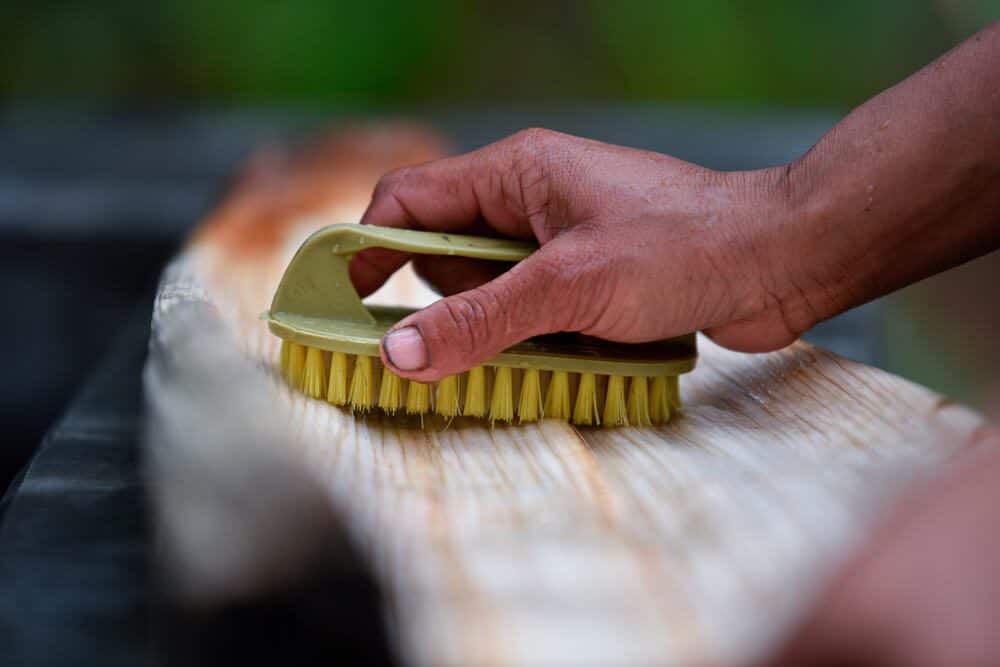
[{"x1": 351, "y1": 21, "x2": 1000, "y2": 665}]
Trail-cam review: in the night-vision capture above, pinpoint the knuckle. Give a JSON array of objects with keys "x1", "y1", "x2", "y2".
[
  {"x1": 502, "y1": 129, "x2": 565, "y2": 232},
  {"x1": 438, "y1": 291, "x2": 494, "y2": 357},
  {"x1": 374, "y1": 166, "x2": 410, "y2": 196},
  {"x1": 510, "y1": 127, "x2": 557, "y2": 156},
  {"x1": 515, "y1": 126, "x2": 548, "y2": 143}
]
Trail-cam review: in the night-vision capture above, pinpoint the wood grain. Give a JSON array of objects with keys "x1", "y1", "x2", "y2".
[{"x1": 145, "y1": 125, "x2": 986, "y2": 666}]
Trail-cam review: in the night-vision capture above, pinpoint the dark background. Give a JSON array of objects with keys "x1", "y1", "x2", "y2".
[{"x1": 2, "y1": 1, "x2": 999, "y2": 495}]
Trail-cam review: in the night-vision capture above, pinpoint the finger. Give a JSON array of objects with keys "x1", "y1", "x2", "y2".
[
  {"x1": 360, "y1": 129, "x2": 564, "y2": 236},
  {"x1": 378, "y1": 244, "x2": 580, "y2": 381},
  {"x1": 350, "y1": 128, "x2": 573, "y2": 296},
  {"x1": 703, "y1": 316, "x2": 800, "y2": 353},
  {"x1": 412, "y1": 255, "x2": 512, "y2": 296},
  {"x1": 349, "y1": 246, "x2": 411, "y2": 298},
  {"x1": 349, "y1": 219, "x2": 504, "y2": 298}
]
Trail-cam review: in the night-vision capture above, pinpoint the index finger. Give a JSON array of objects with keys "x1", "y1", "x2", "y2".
[{"x1": 349, "y1": 130, "x2": 551, "y2": 296}]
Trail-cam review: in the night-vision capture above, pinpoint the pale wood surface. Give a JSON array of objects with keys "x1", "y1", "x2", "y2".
[{"x1": 144, "y1": 126, "x2": 987, "y2": 666}]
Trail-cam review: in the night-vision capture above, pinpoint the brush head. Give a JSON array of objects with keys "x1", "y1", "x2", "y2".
[
  {"x1": 279, "y1": 342, "x2": 685, "y2": 427},
  {"x1": 267, "y1": 223, "x2": 697, "y2": 427}
]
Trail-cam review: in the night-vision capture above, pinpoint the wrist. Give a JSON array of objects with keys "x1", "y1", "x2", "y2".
[{"x1": 731, "y1": 164, "x2": 839, "y2": 335}]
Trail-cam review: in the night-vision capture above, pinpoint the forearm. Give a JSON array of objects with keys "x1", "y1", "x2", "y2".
[{"x1": 772, "y1": 20, "x2": 1000, "y2": 323}]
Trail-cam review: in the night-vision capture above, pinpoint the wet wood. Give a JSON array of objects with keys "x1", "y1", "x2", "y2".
[{"x1": 146, "y1": 125, "x2": 987, "y2": 666}]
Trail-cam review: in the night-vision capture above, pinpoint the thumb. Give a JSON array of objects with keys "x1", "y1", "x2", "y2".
[{"x1": 379, "y1": 247, "x2": 577, "y2": 382}]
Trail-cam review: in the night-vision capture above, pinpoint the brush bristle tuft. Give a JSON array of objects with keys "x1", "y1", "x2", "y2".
[
  {"x1": 464, "y1": 366, "x2": 486, "y2": 417},
  {"x1": 603, "y1": 375, "x2": 628, "y2": 427},
  {"x1": 436, "y1": 375, "x2": 461, "y2": 417},
  {"x1": 489, "y1": 367, "x2": 514, "y2": 423},
  {"x1": 327, "y1": 352, "x2": 349, "y2": 406},
  {"x1": 544, "y1": 371, "x2": 571, "y2": 420},
  {"x1": 279, "y1": 340, "x2": 291, "y2": 379},
  {"x1": 667, "y1": 375, "x2": 681, "y2": 409},
  {"x1": 302, "y1": 347, "x2": 327, "y2": 399},
  {"x1": 287, "y1": 343, "x2": 307, "y2": 390},
  {"x1": 517, "y1": 368, "x2": 542, "y2": 422},
  {"x1": 378, "y1": 367, "x2": 404, "y2": 414},
  {"x1": 349, "y1": 355, "x2": 375, "y2": 410},
  {"x1": 572, "y1": 372, "x2": 599, "y2": 426},
  {"x1": 626, "y1": 376, "x2": 651, "y2": 427},
  {"x1": 650, "y1": 375, "x2": 670, "y2": 424},
  {"x1": 406, "y1": 380, "x2": 431, "y2": 415}
]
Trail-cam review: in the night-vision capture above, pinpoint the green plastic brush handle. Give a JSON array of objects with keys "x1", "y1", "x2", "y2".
[{"x1": 270, "y1": 223, "x2": 537, "y2": 326}]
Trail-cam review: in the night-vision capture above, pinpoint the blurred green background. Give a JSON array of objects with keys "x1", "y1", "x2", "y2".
[
  {"x1": 2, "y1": 0, "x2": 997, "y2": 108},
  {"x1": 1, "y1": 0, "x2": 999, "y2": 415}
]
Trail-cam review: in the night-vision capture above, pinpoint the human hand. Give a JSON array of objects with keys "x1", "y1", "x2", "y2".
[
  {"x1": 350, "y1": 20, "x2": 1000, "y2": 383},
  {"x1": 351, "y1": 128, "x2": 806, "y2": 381},
  {"x1": 754, "y1": 432, "x2": 1000, "y2": 667}
]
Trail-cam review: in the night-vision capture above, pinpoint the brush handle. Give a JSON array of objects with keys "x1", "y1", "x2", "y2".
[
  {"x1": 326, "y1": 223, "x2": 537, "y2": 262},
  {"x1": 270, "y1": 224, "x2": 536, "y2": 325}
]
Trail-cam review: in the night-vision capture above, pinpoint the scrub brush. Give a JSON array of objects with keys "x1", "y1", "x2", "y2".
[{"x1": 266, "y1": 224, "x2": 696, "y2": 426}]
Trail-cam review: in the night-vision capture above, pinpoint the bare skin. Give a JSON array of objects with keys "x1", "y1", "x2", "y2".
[{"x1": 351, "y1": 21, "x2": 1000, "y2": 665}]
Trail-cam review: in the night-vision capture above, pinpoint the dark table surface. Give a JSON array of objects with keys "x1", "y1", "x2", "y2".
[
  {"x1": 0, "y1": 312, "x2": 150, "y2": 667},
  {"x1": 0, "y1": 107, "x2": 881, "y2": 666}
]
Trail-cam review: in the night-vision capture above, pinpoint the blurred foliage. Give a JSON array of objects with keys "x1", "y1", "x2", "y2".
[{"x1": 1, "y1": 0, "x2": 998, "y2": 108}]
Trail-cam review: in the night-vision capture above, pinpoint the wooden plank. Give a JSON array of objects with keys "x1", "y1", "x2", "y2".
[{"x1": 145, "y1": 125, "x2": 986, "y2": 666}]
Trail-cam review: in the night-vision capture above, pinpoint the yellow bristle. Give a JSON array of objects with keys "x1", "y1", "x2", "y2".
[
  {"x1": 544, "y1": 370, "x2": 571, "y2": 420},
  {"x1": 435, "y1": 375, "x2": 461, "y2": 417},
  {"x1": 603, "y1": 375, "x2": 628, "y2": 427},
  {"x1": 517, "y1": 368, "x2": 542, "y2": 422},
  {"x1": 378, "y1": 367, "x2": 404, "y2": 414},
  {"x1": 406, "y1": 380, "x2": 431, "y2": 415},
  {"x1": 650, "y1": 375, "x2": 671, "y2": 424},
  {"x1": 287, "y1": 343, "x2": 307, "y2": 390},
  {"x1": 667, "y1": 375, "x2": 681, "y2": 409},
  {"x1": 327, "y1": 351, "x2": 349, "y2": 406},
  {"x1": 349, "y1": 355, "x2": 376, "y2": 410},
  {"x1": 279, "y1": 340, "x2": 291, "y2": 379},
  {"x1": 489, "y1": 367, "x2": 514, "y2": 423},
  {"x1": 302, "y1": 346, "x2": 328, "y2": 399},
  {"x1": 464, "y1": 366, "x2": 487, "y2": 417},
  {"x1": 626, "y1": 376, "x2": 651, "y2": 427},
  {"x1": 572, "y1": 372, "x2": 599, "y2": 425}
]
